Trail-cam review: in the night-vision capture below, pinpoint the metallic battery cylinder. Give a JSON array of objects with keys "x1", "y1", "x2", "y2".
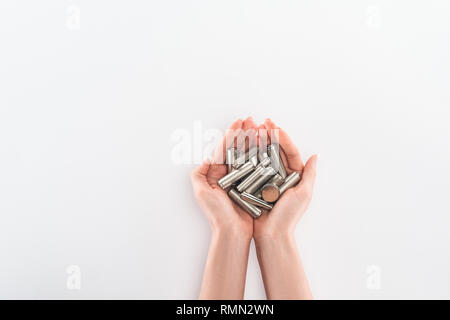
[
  {"x1": 268, "y1": 144, "x2": 287, "y2": 179},
  {"x1": 247, "y1": 146, "x2": 259, "y2": 161},
  {"x1": 233, "y1": 150, "x2": 245, "y2": 169},
  {"x1": 245, "y1": 166, "x2": 276, "y2": 194},
  {"x1": 218, "y1": 161, "x2": 256, "y2": 189},
  {"x1": 228, "y1": 189, "x2": 262, "y2": 218},
  {"x1": 249, "y1": 154, "x2": 259, "y2": 167},
  {"x1": 260, "y1": 173, "x2": 286, "y2": 202},
  {"x1": 226, "y1": 147, "x2": 236, "y2": 173},
  {"x1": 258, "y1": 150, "x2": 269, "y2": 162},
  {"x1": 234, "y1": 148, "x2": 258, "y2": 168},
  {"x1": 261, "y1": 184, "x2": 281, "y2": 202},
  {"x1": 240, "y1": 192, "x2": 273, "y2": 210},
  {"x1": 236, "y1": 165, "x2": 266, "y2": 192},
  {"x1": 268, "y1": 173, "x2": 284, "y2": 186},
  {"x1": 262, "y1": 172, "x2": 300, "y2": 202},
  {"x1": 257, "y1": 156, "x2": 271, "y2": 168},
  {"x1": 254, "y1": 174, "x2": 283, "y2": 198},
  {"x1": 279, "y1": 172, "x2": 301, "y2": 194}
]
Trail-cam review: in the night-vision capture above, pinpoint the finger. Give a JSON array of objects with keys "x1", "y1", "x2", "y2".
[
  {"x1": 190, "y1": 160, "x2": 212, "y2": 194},
  {"x1": 238, "y1": 116, "x2": 258, "y2": 152},
  {"x1": 257, "y1": 124, "x2": 269, "y2": 150},
  {"x1": 212, "y1": 118, "x2": 243, "y2": 164},
  {"x1": 295, "y1": 154, "x2": 318, "y2": 192},
  {"x1": 265, "y1": 118, "x2": 303, "y2": 171},
  {"x1": 242, "y1": 116, "x2": 257, "y2": 132}
]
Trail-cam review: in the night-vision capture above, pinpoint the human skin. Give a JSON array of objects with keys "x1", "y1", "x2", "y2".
[
  {"x1": 253, "y1": 119, "x2": 317, "y2": 300},
  {"x1": 190, "y1": 117, "x2": 257, "y2": 299},
  {"x1": 191, "y1": 117, "x2": 317, "y2": 300}
]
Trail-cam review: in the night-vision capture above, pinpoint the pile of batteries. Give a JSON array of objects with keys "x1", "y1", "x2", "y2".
[{"x1": 218, "y1": 144, "x2": 301, "y2": 218}]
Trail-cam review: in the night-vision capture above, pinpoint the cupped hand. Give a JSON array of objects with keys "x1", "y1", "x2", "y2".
[
  {"x1": 254, "y1": 119, "x2": 318, "y2": 239},
  {"x1": 190, "y1": 117, "x2": 258, "y2": 238}
]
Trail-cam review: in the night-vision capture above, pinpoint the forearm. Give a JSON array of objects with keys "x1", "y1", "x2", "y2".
[
  {"x1": 255, "y1": 233, "x2": 312, "y2": 300},
  {"x1": 199, "y1": 229, "x2": 252, "y2": 300}
]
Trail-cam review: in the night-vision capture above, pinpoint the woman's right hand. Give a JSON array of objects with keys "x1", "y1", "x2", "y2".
[{"x1": 254, "y1": 119, "x2": 318, "y2": 240}]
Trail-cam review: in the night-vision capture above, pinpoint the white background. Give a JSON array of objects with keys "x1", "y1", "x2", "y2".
[{"x1": 1, "y1": 1, "x2": 449, "y2": 299}]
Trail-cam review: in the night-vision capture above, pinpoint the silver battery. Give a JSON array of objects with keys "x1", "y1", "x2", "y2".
[
  {"x1": 268, "y1": 173, "x2": 284, "y2": 186},
  {"x1": 268, "y1": 144, "x2": 287, "y2": 179},
  {"x1": 257, "y1": 156, "x2": 271, "y2": 168},
  {"x1": 226, "y1": 147, "x2": 236, "y2": 173},
  {"x1": 254, "y1": 174, "x2": 283, "y2": 198},
  {"x1": 262, "y1": 172, "x2": 300, "y2": 202},
  {"x1": 261, "y1": 184, "x2": 280, "y2": 202},
  {"x1": 228, "y1": 189, "x2": 262, "y2": 218},
  {"x1": 258, "y1": 150, "x2": 269, "y2": 162},
  {"x1": 234, "y1": 148, "x2": 258, "y2": 168},
  {"x1": 233, "y1": 150, "x2": 245, "y2": 169},
  {"x1": 245, "y1": 166, "x2": 276, "y2": 194},
  {"x1": 240, "y1": 192, "x2": 273, "y2": 210},
  {"x1": 236, "y1": 165, "x2": 266, "y2": 192},
  {"x1": 261, "y1": 173, "x2": 286, "y2": 202},
  {"x1": 249, "y1": 154, "x2": 259, "y2": 167},
  {"x1": 218, "y1": 160, "x2": 256, "y2": 189},
  {"x1": 279, "y1": 171, "x2": 301, "y2": 194}
]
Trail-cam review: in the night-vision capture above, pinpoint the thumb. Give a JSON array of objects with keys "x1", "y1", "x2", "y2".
[
  {"x1": 190, "y1": 159, "x2": 211, "y2": 195},
  {"x1": 296, "y1": 154, "x2": 318, "y2": 191}
]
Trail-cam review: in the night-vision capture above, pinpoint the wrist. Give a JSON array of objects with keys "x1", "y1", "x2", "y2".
[
  {"x1": 211, "y1": 225, "x2": 253, "y2": 243},
  {"x1": 253, "y1": 229, "x2": 295, "y2": 245}
]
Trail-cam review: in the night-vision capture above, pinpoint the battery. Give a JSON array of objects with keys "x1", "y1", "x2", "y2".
[
  {"x1": 226, "y1": 147, "x2": 236, "y2": 173},
  {"x1": 218, "y1": 160, "x2": 256, "y2": 189},
  {"x1": 245, "y1": 167, "x2": 276, "y2": 194},
  {"x1": 240, "y1": 192, "x2": 273, "y2": 210},
  {"x1": 268, "y1": 144, "x2": 287, "y2": 179},
  {"x1": 228, "y1": 189, "x2": 262, "y2": 218},
  {"x1": 279, "y1": 172, "x2": 301, "y2": 194},
  {"x1": 236, "y1": 166, "x2": 266, "y2": 192}
]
